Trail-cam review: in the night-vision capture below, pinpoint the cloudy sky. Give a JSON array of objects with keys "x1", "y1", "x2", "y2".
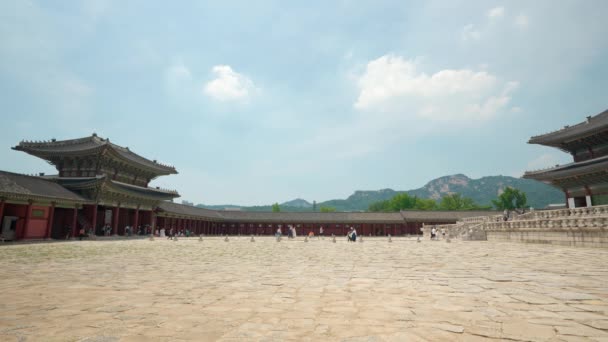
[{"x1": 1, "y1": 0, "x2": 607, "y2": 205}]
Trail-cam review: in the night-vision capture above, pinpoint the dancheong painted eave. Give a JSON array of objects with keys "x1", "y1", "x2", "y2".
[{"x1": 12, "y1": 134, "x2": 178, "y2": 176}]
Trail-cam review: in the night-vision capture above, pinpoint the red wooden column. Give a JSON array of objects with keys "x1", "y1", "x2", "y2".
[
  {"x1": 133, "y1": 206, "x2": 140, "y2": 232},
  {"x1": 150, "y1": 210, "x2": 156, "y2": 235},
  {"x1": 72, "y1": 204, "x2": 79, "y2": 238},
  {"x1": 90, "y1": 204, "x2": 98, "y2": 234},
  {"x1": 22, "y1": 200, "x2": 34, "y2": 240},
  {"x1": 112, "y1": 205, "x2": 120, "y2": 235},
  {"x1": 45, "y1": 202, "x2": 56, "y2": 239},
  {"x1": 0, "y1": 199, "x2": 5, "y2": 227}
]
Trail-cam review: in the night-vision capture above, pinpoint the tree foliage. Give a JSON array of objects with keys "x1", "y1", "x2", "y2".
[
  {"x1": 271, "y1": 203, "x2": 281, "y2": 212},
  {"x1": 319, "y1": 206, "x2": 337, "y2": 212},
  {"x1": 439, "y1": 193, "x2": 485, "y2": 210},
  {"x1": 491, "y1": 187, "x2": 528, "y2": 210},
  {"x1": 368, "y1": 193, "x2": 436, "y2": 212},
  {"x1": 368, "y1": 192, "x2": 488, "y2": 212}
]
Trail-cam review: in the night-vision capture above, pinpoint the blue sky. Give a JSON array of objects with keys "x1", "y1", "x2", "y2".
[{"x1": 1, "y1": 0, "x2": 607, "y2": 205}]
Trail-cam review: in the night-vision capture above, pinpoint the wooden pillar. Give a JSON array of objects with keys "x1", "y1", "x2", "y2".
[
  {"x1": 133, "y1": 206, "x2": 140, "y2": 232},
  {"x1": 112, "y1": 205, "x2": 120, "y2": 235},
  {"x1": 0, "y1": 199, "x2": 5, "y2": 229},
  {"x1": 22, "y1": 200, "x2": 34, "y2": 240},
  {"x1": 564, "y1": 190, "x2": 575, "y2": 209},
  {"x1": 90, "y1": 204, "x2": 98, "y2": 234},
  {"x1": 45, "y1": 202, "x2": 55, "y2": 239},
  {"x1": 151, "y1": 211, "x2": 156, "y2": 234},
  {"x1": 72, "y1": 204, "x2": 78, "y2": 238},
  {"x1": 584, "y1": 186, "x2": 593, "y2": 207}
]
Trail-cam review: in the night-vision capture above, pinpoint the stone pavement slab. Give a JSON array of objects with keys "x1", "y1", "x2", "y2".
[{"x1": 0, "y1": 237, "x2": 607, "y2": 341}]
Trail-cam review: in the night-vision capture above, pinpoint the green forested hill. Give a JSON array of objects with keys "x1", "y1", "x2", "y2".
[{"x1": 195, "y1": 174, "x2": 564, "y2": 211}]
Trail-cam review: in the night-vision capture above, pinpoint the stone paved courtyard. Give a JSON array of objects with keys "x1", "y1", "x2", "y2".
[{"x1": 0, "y1": 237, "x2": 607, "y2": 341}]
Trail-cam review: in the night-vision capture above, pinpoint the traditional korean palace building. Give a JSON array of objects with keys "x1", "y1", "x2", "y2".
[
  {"x1": 524, "y1": 109, "x2": 608, "y2": 208},
  {"x1": 1, "y1": 134, "x2": 492, "y2": 241}
]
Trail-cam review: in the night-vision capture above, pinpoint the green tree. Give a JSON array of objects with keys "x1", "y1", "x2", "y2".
[
  {"x1": 492, "y1": 187, "x2": 528, "y2": 210},
  {"x1": 271, "y1": 203, "x2": 281, "y2": 212},
  {"x1": 414, "y1": 198, "x2": 437, "y2": 210},
  {"x1": 320, "y1": 206, "x2": 337, "y2": 212},
  {"x1": 439, "y1": 193, "x2": 478, "y2": 210},
  {"x1": 368, "y1": 193, "x2": 437, "y2": 212},
  {"x1": 313, "y1": 200, "x2": 317, "y2": 212},
  {"x1": 368, "y1": 200, "x2": 390, "y2": 212},
  {"x1": 388, "y1": 193, "x2": 417, "y2": 211}
]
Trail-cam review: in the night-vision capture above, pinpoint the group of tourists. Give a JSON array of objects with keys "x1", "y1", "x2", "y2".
[
  {"x1": 429, "y1": 226, "x2": 445, "y2": 240},
  {"x1": 275, "y1": 225, "x2": 298, "y2": 239},
  {"x1": 160, "y1": 227, "x2": 193, "y2": 239},
  {"x1": 96, "y1": 224, "x2": 151, "y2": 237}
]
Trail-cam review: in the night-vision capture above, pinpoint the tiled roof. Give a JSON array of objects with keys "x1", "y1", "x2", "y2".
[
  {"x1": 0, "y1": 171, "x2": 86, "y2": 202},
  {"x1": 157, "y1": 202, "x2": 485, "y2": 223},
  {"x1": 523, "y1": 154, "x2": 608, "y2": 180},
  {"x1": 158, "y1": 201, "x2": 226, "y2": 219},
  {"x1": 528, "y1": 109, "x2": 608, "y2": 146},
  {"x1": 217, "y1": 211, "x2": 394, "y2": 223},
  {"x1": 13, "y1": 134, "x2": 177, "y2": 174},
  {"x1": 400, "y1": 210, "x2": 497, "y2": 222},
  {"x1": 111, "y1": 180, "x2": 179, "y2": 197}
]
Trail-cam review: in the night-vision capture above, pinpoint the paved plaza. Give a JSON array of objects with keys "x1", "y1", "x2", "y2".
[{"x1": 0, "y1": 237, "x2": 607, "y2": 341}]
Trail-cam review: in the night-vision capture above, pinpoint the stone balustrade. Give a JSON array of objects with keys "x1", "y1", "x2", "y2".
[
  {"x1": 422, "y1": 222, "x2": 485, "y2": 240},
  {"x1": 421, "y1": 206, "x2": 608, "y2": 247},
  {"x1": 484, "y1": 214, "x2": 608, "y2": 248},
  {"x1": 485, "y1": 215, "x2": 608, "y2": 231},
  {"x1": 461, "y1": 214, "x2": 506, "y2": 224},
  {"x1": 512, "y1": 204, "x2": 608, "y2": 221}
]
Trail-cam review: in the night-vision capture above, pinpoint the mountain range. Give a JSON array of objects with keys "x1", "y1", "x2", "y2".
[{"x1": 194, "y1": 174, "x2": 564, "y2": 212}]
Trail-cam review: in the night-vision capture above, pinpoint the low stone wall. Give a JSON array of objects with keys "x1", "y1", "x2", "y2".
[{"x1": 486, "y1": 228, "x2": 608, "y2": 248}]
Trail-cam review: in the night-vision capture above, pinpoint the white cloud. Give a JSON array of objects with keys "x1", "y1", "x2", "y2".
[
  {"x1": 514, "y1": 14, "x2": 529, "y2": 29},
  {"x1": 487, "y1": 7, "x2": 505, "y2": 19},
  {"x1": 354, "y1": 54, "x2": 518, "y2": 122},
  {"x1": 462, "y1": 24, "x2": 481, "y2": 41},
  {"x1": 203, "y1": 65, "x2": 256, "y2": 102}
]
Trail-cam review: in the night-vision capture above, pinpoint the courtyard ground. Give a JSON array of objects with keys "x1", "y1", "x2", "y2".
[{"x1": 0, "y1": 237, "x2": 607, "y2": 341}]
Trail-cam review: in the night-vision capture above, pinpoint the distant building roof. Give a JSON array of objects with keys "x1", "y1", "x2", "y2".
[
  {"x1": 13, "y1": 134, "x2": 177, "y2": 175},
  {"x1": 0, "y1": 171, "x2": 86, "y2": 203},
  {"x1": 156, "y1": 202, "x2": 494, "y2": 223},
  {"x1": 217, "y1": 211, "x2": 405, "y2": 223},
  {"x1": 528, "y1": 109, "x2": 608, "y2": 149},
  {"x1": 158, "y1": 201, "x2": 226, "y2": 220},
  {"x1": 400, "y1": 210, "x2": 497, "y2": 222},
  {"x1": 523, "y1": 154, "x2": 608, "y2": 181}
]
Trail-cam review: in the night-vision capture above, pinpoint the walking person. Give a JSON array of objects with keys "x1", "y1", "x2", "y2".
[{"x1": 347, "y1": 227, "x2": 357, "y2": 242}]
